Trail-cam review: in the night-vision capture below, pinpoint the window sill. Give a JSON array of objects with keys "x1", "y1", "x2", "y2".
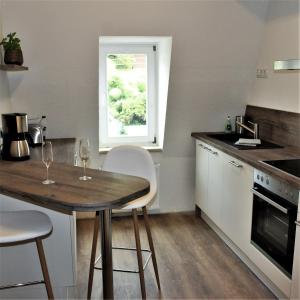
[{"x1": 99, "y1": 145, "x2": 163, "y2": 153}]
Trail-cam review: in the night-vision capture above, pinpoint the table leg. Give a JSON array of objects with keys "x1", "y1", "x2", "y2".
[{"x1": 100, "y1": 209, "x2": 114, "y2": 299}]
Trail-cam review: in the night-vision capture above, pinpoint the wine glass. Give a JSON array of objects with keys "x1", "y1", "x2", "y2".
[
  {"x1": 42, "y1": 141, "x2": 55, "y2": 184},
  {"x1": 79, "y1": 138, "x2": 92, "y2": 181}
]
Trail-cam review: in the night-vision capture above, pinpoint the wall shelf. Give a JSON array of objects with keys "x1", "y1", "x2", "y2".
[{"x1": 0, "y1": 64, "x2": 28, "y2": 71}]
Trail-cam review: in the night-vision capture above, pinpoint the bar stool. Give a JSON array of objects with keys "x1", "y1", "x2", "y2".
[
  {"x1": 87, "y1": 145, "x2": 160, "y2": 299},
  {"x1": 0, "y1": 210, "x2": 54, "y2": 299}
]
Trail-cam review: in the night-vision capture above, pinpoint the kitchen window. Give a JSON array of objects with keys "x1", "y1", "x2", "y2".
[
  {"x1": 99, "y1": 43, "x2": 157, "y2": 148},
  {"x1": 99, "y1": 36, "x2": 172, "y2": 151}
]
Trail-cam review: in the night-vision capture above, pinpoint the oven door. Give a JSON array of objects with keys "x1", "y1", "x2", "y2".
[{"x1": 251, "y1": 184, "x2": 297, "y2": 277}]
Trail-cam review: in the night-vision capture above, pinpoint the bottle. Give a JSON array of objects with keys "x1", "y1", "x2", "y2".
[{"x1": 225, "y1": 116, "x2": 232, "y2": 133}]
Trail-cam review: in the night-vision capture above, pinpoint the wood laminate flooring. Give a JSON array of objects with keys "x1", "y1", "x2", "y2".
[{"x1": 71, "y1": 212, "x2": 275, "y2": 299}]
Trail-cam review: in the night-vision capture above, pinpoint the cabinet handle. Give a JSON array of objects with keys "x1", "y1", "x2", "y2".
[
  {"x1": 251, "y1": 188, "x2": 288, "y2": 214},
  {"x1": 202, "y1": 145, "x2": 218, "y2": 155},
  {"x1": 198, "y1": 144, "x2": 218, "y2": 155},
  {"x1": 296, "y1": 221, "x2": 300, "y2": 227},
  {"x1": 229, "y1": 160, "x2": 243, "y2": 168},
  {"x1": 206, "y1": 147, "x2": 214, "y2": 153}
]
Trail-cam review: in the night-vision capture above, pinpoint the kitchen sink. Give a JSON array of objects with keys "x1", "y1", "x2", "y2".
[{"x1": 207, "y1": 133, "x2": 283, "y2": 150}]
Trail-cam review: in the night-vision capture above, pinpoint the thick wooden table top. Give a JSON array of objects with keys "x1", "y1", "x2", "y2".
[{"x1": 0, "y1": 160, "x2": 150, "y2": 212}]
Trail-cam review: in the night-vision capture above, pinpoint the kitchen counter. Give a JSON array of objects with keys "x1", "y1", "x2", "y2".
[
  {"x1": 0, "y1": 159, "x2": 149, "y2": 212},
  {"x1": 0, "y1": 142, "x2": 149, "y2": 299},
  {"x1": 191, "y1": 132, "x2": 300, "y2": 189}
]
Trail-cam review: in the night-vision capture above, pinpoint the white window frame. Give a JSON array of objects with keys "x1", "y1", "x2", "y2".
[{"x1": 99, "y1": 43, "x2": 157, "y2": 148}]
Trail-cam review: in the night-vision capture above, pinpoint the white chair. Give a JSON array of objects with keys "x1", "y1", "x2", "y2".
[
  {"x1": 0, "y1": 210, "x2": 54, "y2": 299},
  {"x1": 87, "y1": 145, "x2": 160, "y2": 299}
]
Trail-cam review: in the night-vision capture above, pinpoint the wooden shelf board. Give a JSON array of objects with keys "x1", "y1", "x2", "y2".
[{"x1": 0, "y1": 64, "x2": 28, "y2": 71}]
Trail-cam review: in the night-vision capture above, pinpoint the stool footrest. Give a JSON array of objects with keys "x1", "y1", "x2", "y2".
[
  {"x1": 0, "y1": 280, "x2": 45, "y2": 290},
  {"x1": 94, "y1": 246, "x2": 152, "y2": 273}
]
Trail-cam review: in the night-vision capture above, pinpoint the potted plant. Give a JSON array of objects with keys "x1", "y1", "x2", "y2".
[{"x1": 0, "y1": 32, "x2": 23, "y2": 65}]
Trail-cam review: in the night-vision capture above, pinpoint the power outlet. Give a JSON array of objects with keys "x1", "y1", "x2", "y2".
[{"x1": 256, "y1": 69, "x2": 268, "y2": 78}]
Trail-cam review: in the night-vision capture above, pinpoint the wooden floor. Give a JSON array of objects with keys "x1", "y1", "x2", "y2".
[{"x1": 71, "y1": 212, "x2": 275, "y2": 299}]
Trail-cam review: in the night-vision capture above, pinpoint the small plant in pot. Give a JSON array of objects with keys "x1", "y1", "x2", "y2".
[{"x1": 0, "y1": 32, "x2": 23, "y2": 65}]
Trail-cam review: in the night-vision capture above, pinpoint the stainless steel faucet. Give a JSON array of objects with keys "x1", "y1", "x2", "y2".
[{"x1": 236, "y1": 120, "x2": 259, "y2": 139}]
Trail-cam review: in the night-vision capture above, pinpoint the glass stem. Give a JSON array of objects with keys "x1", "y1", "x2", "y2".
[
  {"x1": 83, "y1": 161, "x2": 86, "y2": 178},
  {"x1": 46, "y1": 166, "x2": 49, "y2": 181}
]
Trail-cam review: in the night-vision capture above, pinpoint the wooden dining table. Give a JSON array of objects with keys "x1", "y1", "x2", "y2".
[{"x1": 0, "y1": 160, "x2": 150, "y2": 299}]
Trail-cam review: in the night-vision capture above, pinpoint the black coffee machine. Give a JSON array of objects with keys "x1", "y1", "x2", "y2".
[{"x1": 1, "y1": 113, "x2": 30, "y2": 161}]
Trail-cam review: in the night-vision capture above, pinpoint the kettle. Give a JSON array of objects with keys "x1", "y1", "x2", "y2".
[{"x1": 27, "y1": 116, "x2": 47, "y2": 147}]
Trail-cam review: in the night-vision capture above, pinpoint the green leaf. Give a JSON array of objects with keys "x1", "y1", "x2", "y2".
[{"x1": 0, "y1": 32, "x2": 21, "y2": 51}]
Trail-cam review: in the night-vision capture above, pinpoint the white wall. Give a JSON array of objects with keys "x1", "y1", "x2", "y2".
[
  {"x1": 2, "y1": 0, "x2": 269, "y2": 213},
  {"x1": 248, "y1": 0, "x2": 300, "y2": 112},
  {"x1": 0, "y1": 0, "x2": 11, "y2": 118}
]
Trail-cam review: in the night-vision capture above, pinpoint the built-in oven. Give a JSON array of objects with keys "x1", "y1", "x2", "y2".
[{"x1": 251, "y1": 170, "x2": 298, "y2": 277}]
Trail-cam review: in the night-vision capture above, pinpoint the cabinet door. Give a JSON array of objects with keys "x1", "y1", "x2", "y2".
[
  {"x1": 221, "y1": 153, "x2": 253, "y2": 253},
  {"x1": 291, "y1": 218, "x2": 300, "y2": 299},
  {"x1": 195, "y1": 141, "x2": 209, "y2": 211},
  {"x1": 207, "y1": 146, "x2": 223, "y2": 228}
]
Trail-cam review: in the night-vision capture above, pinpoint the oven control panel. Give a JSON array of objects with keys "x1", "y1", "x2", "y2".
[{"x1": 254, "y1": 169, "x2": 298, "y2": 205}]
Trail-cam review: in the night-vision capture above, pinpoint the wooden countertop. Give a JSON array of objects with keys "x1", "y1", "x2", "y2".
[
  {"x1": 0, "y1": 160, "x2": 150, "y2": 212},
  {"x1": 191, "y1": 132, "x2": 300, "y2": 190}
]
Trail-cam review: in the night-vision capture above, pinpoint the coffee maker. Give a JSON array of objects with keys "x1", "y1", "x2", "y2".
[{"x1": 1, "y1": 113, "x2": 30, "y2": 161}]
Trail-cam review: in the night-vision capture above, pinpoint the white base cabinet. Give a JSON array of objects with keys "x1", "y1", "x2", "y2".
[
  {"x1": 220, "y1": 153, "x2": 253, "y2": 254},
  {"x1": 196, "y1": 141, "x2": 223, "y2": 228},
  {"x1": 195, "y1": 141, "x2": 209, "y2": 213},
  {"x1": 194, "y1": 139, "x2": 293, "y2": 298},
  {"x1": 195, "y1": 140, "x2": 253, "y2": 249}
]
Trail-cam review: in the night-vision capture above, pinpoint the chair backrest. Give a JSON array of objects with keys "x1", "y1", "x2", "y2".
[{"x1": 102, "y1": 146, "x2": 157, "y2": 203}]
